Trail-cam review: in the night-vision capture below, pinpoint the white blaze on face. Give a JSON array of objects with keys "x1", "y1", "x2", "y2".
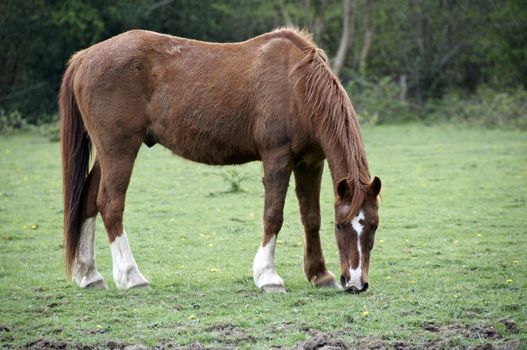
[
  {"x1": 110, "y1": 231, "x2": 149, "y2": 289},
  {"x1": 253, "y1": 235, "x2": 284, "y2": 288},
  {"x1": 348, "y1": 211, "x2": 365, "y2": 289}
]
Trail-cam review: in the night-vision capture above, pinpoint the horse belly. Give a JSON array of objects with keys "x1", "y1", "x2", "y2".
[
  {"x1": 154, "y1": 122, "x2": 260, "y2": 165},
  {"x1": 174, "y1": 141, "x2": 259, "y2": 165}
]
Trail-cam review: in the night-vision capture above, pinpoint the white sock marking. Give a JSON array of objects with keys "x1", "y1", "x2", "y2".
[
  {"x1": 253, "y1": 235, "x2": 284, "y2": 288},
  {"x1": 73, "y1": 217, "x2": 105, "y2": 288},
  {"x1": 348, "y1": 211, "x2": 365, "y2": 289},
  {"x1": 110, "y1": 231, "x2": 149, "y2": 289}
]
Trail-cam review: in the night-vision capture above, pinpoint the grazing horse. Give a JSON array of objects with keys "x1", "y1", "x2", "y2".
[{"x1": 60, "y1": 28, "x2": 381, "y2": 293}]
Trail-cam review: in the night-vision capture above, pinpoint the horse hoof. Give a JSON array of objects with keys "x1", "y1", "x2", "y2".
[
  {"x1": 85, "y1": 279, "x2": 108, "y2": 289},
  {"x1": 129, "y1": 282, "x2": 150, "y2": 289},
  {"x1": 113, "y1": 266, "x2": 150, "y2": 289},
  {"x1": 118, "y1": 277, "x2": 150, "y2": 290},
  {"x1": 261, "y1": 285, "x2": 287, "y2": 293},
  {"x1": 75, "y1": 272, "x2": 107, "y2": 289},
  {"x1": 311, "y1": 271, "x2": 340, "y2": 289}
]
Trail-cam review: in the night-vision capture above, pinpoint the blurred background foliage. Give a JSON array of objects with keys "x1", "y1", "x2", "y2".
[{"x1": 0, "y1": 0, "x2": 526, "y2": 132}]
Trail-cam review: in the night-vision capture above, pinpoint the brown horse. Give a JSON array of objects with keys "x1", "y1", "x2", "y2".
[{"x1": 60, "y1": 28, "x2": 381, "y2": 293}]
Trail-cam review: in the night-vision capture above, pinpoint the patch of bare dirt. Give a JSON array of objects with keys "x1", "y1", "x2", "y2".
[
  {"x1": 19, "y1": 320, "x2": 523, "y2": 350},
  {"x1": 205, "y1": 323, "x2": 255, "y2": 345},
  {"x1": 153, "y1": 343, "x2": 230, "y2": 350},
  {"x1": 291, "y1": 321, "x2": 521, "y2": 350},
  {"x1": 104, "y1": 341, "x2": 128, "y2": 350},
  {"x1": 497, "y1": 318, "x2": 519, "y2": 334},
  {"x1": 418, "y1": 321, "x2": 520, "y2": 350},
  {"x1": 337, "y1": 335, "x2": 412, "y2": 350},
  {"x1": 421, "y1": 322, "x2": 501, "y2": 341},
  {"x1": 123, "y1": 345, "x2": 149, "y2": 350},
  {"x1": 24, "y1": 339, "x2": 96, "y2": 350},
  {"x1": 22, "y1": 339, "x2": 129, "y2": 350},
  {"x1": 291, "y1": 330, "x2": 350, "y2": 350}
]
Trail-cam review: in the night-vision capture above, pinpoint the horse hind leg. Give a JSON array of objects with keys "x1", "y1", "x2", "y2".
[
  {"x1": 96, "y1": 145, "x2": 149, "y2": 289},
  {"x1": 72, "y1": 159, "x2": 107, "y2": 289}
]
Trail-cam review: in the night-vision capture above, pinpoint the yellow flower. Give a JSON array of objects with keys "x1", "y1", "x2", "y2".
[
  {"x1": 386, "y1": 276, "x2": 391, "y2": 280},
  {"x1": 379, "y1": 240, "x2": 384, "y2": 244},
  {"x1": 188, "y1": 314, "x2": 196, "y2": 320},
  {"x1": 209, "y1": 268, "x2": 218, "y2": 272},
  {"x1": 476, "y1": 233, "x2": 482, "y2": 237},
  {"x1": 362, "y1": 311, "x2": 369, "y2": 317},
  {"x1": 506, "y1": 279, "x2": 513, "y2": 283},
  {"x1": 512, "y1": 261, "x2": 519, "y2": 264},
  {"x1": 31, "y1": 224, "x2": 38, "y2": 230}
]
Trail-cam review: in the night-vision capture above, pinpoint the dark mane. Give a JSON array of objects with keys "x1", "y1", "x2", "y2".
[{"x1": 293, "y1": 45, "x2": 371, "y2": 219}]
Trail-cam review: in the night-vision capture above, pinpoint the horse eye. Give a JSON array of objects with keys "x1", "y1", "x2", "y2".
[{"x1": 336, "y1": 224, "x2": 344, "y2": 230}]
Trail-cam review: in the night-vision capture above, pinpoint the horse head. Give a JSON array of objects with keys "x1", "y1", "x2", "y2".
[{"x1": 334, "y1": 177, "x2": 381, "y2": 293}]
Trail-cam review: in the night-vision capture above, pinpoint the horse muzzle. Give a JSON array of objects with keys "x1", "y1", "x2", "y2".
[{"x1": 340, "y1": 274, "x2": 369, "y2": 294}]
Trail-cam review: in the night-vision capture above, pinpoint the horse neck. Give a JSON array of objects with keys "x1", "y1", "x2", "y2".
[
  {"x1": 321, "y1": 135, "x2": 371, "y2": 220},
  {"x1": 323, "y1": 143, "x2": 358, "y2": 184},
  {"x1": 318, "y1": 123, "x2": 371, "y2": 192}
]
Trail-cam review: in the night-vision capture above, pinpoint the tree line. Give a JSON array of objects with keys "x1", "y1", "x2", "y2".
[{"x1": 1, "y1": 0, "x2": 525, "y2": 126}]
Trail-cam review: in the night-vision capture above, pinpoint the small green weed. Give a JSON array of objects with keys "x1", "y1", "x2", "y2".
[{"x1": 208, "y1": 168, "x2": 251, "y2": 194}]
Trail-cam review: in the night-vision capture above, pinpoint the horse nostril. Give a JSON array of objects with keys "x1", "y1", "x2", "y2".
[
  {"x1": 344, "y1": 283, "x2": 369, "y2": 294},
  {"x1": 340, "y1": 274, "x2": 348, "y2": 287}
]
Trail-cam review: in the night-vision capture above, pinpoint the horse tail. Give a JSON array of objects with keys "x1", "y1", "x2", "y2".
[{"x1": 59, "y1": 51, "x2": 91, "y2": 277}]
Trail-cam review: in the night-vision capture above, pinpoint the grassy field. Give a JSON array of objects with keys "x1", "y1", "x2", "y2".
[{"x1": 0, "y1": 124, "x2": 526, "y2": 349}]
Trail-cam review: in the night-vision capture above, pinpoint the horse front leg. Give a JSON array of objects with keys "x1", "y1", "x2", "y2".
[
  {"x1": 294, "y1": 161, "x2": 339, "y2": 288},
  {"x1": 253, "y1": 153, "x2": 292, "y2": 293}
]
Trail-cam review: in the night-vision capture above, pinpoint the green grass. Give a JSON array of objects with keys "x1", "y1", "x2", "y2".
[{"x1": 0, "y1": 124, "x2": 526, "y2": 349}]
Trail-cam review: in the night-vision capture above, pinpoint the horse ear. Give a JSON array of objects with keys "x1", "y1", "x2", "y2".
[
  {"x1": 370, "y1": 176, "x2": 382, "y2": 196},
  {"x1": 336, "y1": 179, "x2": 352, "y2": 199}
]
